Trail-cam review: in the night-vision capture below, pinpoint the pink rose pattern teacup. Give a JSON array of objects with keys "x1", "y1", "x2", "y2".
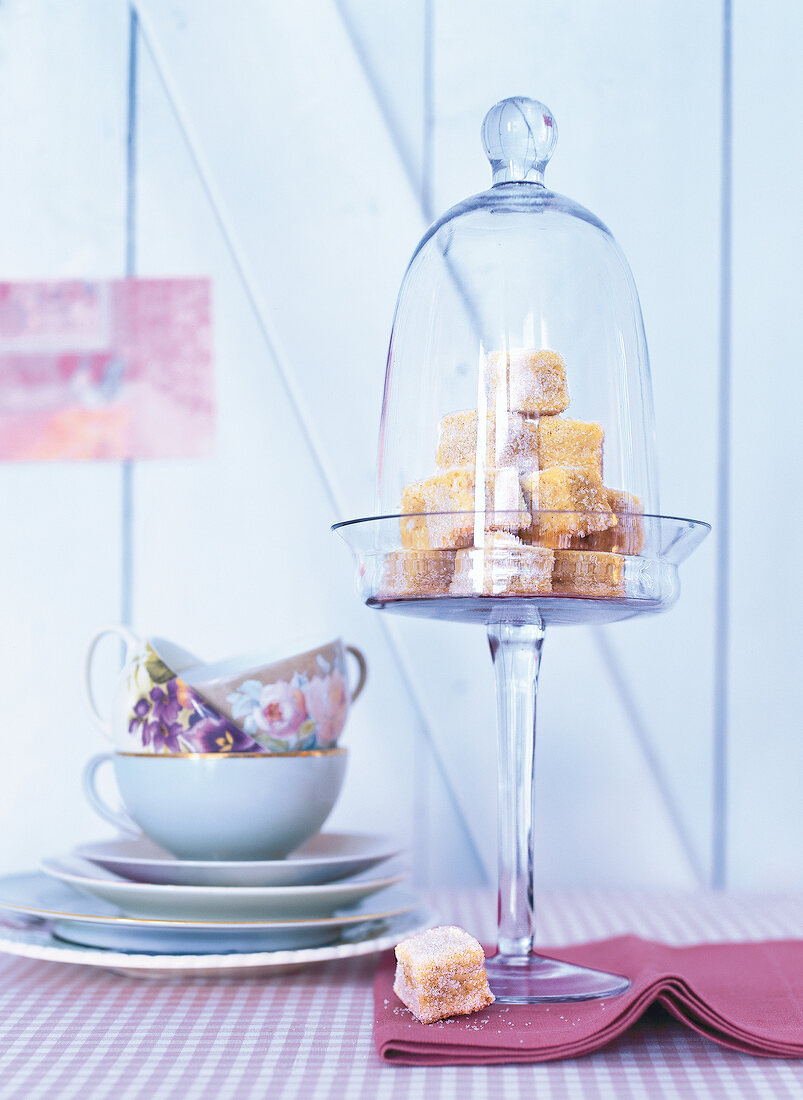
[
  {"x1": 198, "y1": 640, "x2": 366, "y2": 753},
  {"x1": 86, "y1": 629, "x2": 367, "y2": 755},
  {"x1": 85, "y1": 627, "x2": 261, "y2": 754}
]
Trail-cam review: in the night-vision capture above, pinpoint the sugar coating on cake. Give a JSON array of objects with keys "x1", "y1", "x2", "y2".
[
  {"x1": 436, "y1": 410, "x2": 539, "y2": 471},
  {"x1": 521, "y1": 466, "x2": 616, "y2": 541},
  {"x1": 451, "y1": 533, "x2": 554, "y2": 596},
  {"x1": 393, "y1": 925, "x2": 495, "y2": 1025},
  {"x1": 380, "y1": 550, "x2": 455, "y2": 598},
  {"x1": 552, "y1": 549, "x2": 626, "y2": 597},
  {"x1": 485, "y1": 348, "x2": 570, "y2": 415},
  {"x1": 400, "y1": 482, "x2": 432, "y2": 549},
  {"x1": 584, "y1": 489, "x2": 645, "y2": 555},
  {"x1": 401, "y1": 468, "x2": 475, "y2": 550},
  {"x1": 401, "y1": 466, "x2": 530, "y2": 549},
  {"x1": 537, "y1": 417, "x2": 604, "y2": 478}
]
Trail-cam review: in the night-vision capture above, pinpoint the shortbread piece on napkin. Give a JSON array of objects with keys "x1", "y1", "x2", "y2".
[{"x1": 393, "y1": 925, "x2": 495, "y2": 1025}]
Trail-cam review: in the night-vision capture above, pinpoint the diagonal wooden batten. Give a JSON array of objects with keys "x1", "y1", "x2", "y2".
[{"x1": 592, "y1": 629, "x2": 707, "y2": 886}]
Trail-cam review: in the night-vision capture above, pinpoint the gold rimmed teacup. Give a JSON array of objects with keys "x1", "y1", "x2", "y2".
[{"x1": 83, "y1": 749, "x2": 348, "y2": 861}]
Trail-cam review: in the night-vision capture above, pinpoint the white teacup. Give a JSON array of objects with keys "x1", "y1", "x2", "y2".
[{"x1": 83, "y1": 749, "x2": 347, "y2": 860}]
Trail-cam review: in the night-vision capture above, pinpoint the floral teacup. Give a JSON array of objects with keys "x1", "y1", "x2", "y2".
[
  {"x1": 85, "y1": 626, "x2": 261, "y2": 754},
  {"x1": 85, "y1": 627, "x2": 367, "y2": 755},
  {"x1": 188, "y1": 639, "x2": 367, "y2": 753}
]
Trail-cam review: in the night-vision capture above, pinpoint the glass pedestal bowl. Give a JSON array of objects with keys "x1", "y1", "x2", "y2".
[{"x1": 335, "y1": 510, "x2": 708, "y2": 1002}]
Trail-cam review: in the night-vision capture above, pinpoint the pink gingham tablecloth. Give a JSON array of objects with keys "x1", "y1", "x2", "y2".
[{"x1": 0, "y1": 890, "x2": 802, "y2": 1099}]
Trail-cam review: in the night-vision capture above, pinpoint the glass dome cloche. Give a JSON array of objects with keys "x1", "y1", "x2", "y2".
[{"x1": 335, "y1": 97, "x2": 709, "y2": 1003}]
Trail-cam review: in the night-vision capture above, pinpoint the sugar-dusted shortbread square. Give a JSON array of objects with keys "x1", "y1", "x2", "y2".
[
  {"x1": 484, "y1": 348, "x2": 570, "y2": 415},
  {"x1": 400, "y1": 469, "x2": 474, "y2": 550},
  {"x1": 393, "y1": 925, "x2": 495, "y2": 1025},
  {"x1": 582, "y1": 488, "x2": 644, "y2": 555},
  {"x1": 401, "y1": 466, "x2": 530, "y2": 549},
  {"x1": 436, "y1": 410, "x2": 539, "y2": 471},
  {"x1": 552, "y1": 549, "x2": 626, "y2": 597},
  {"x1": 537, "y1": 417, "x2": 604, "y2": 478},
  {"x1": 521, "y1": 466, "x2": 616, "y2": 543},
  {"x1": 399, "y1": 482, "x2": 432, "y2": 549},
  {"x1": 450, "y1": 532, "x2": 554, "y2": 597},
  {"x1": 380, "y1": 549, "x2": 455, "y2": 599}
]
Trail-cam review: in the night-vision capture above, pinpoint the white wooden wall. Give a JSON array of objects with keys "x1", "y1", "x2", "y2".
[{"x1": 0, "y1": 0, "x2": 800, "y2": 892}]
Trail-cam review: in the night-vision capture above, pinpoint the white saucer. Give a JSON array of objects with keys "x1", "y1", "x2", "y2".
[
  {"x1": 41, "y1": 854, "x2": 406, "y2": 921},
  {"x1": 75, "y1": 833, "x2": 401, "y2": 887},
  {"x1": 0, "y1": 905, "x2": 435, "y2": 977},
  {"x1": 0, "y1": 873, "x2": 420, "y2": 954}
]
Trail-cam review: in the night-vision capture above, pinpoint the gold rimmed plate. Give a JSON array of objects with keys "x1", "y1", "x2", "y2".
[
  {"x1": 0, "y1": 905, "x2": 436, "y2": 976},
  {"x1": 40, "y1": 853, "x2": 407, "y2": 921},
  {"x1": 74, "y1": 832, "x2": 402, "y2": 888},
  {"x1": 0, "y1": 872, "x2": 420, "y2": 954}
]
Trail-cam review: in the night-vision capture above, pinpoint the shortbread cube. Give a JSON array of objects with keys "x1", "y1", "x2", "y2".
[
  {"x1": 400, "y1": 469, "x2": 474, "y2": 550},
  {"x1": 400, "y1": 482, "x2": 432, "y2": 549},
  {"x1": 393, "y1": 925, "x2": 495, "y2": 1025},
  {"x1": 537, "y1": 417, "x2": 604, "y2": 478},
  {"x1": 380, "y1": 550, "x2": 455, "y2": 598},
  {"x1": 401, "y1": 466, "x2": 530, "y2": 548},
  {"x1": 521, "y1": 466, "x2": 616, "y2": 543},
  {"x1": 485, "y1": 467, "x2": 531, "y2": 532},
  {"x1": 436, "y1": 410, "x2": 539, "y2": 471},
  {"x1": 450, "y1": 533, "x2": 553, "y2": 597},
  {"x1": 485, "y1": 348, "x2": 570, "y2": 415},
  {"x1": 584, "y1": 489, "x2": 645, "y2": 555},
  {"x1": 552, "y1": 549, "x2": 626, "y2": 598}
]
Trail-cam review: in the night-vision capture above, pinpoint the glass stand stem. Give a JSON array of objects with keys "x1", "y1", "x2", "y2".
[
  {"x1": 489, "y1": 618, "x2": 543, "y2": 961},
  {"x1": 484, "y1": 613, "x2": 632, "y2": 1004}
]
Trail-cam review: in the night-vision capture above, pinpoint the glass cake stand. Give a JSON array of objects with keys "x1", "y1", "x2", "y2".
[
  {"x1": 334, "y1": 94, "x2": 710, "y2": 1002},
  {"x1": 335, "y1": 510, "x2": 709, "y2": 1002}
]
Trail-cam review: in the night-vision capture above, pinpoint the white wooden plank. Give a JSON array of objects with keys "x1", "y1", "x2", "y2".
[
  {"x1": 132, "y1": 0, "x2": 493, "y2": 883},
  {"x1": 728, "y1": 3, "x2": 803, "y2": 887},
  {"x1": 0, "y1": 0, "x2": 129, "y2": 871},
  {"x1": 131, "y1": 22, "x2": 482, "y2": 885},
  {"x1": 337, "y1": 0, "x2": 426, "y2": 199},
  {"x1": 431, "y1": 0, "x2": 722, "y2": 884},
  {"x1": 537, "y1": 628, "x2": 694, "y2": 887}
]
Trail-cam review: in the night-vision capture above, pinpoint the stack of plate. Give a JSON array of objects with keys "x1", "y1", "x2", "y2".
[{"x1": 0, "y1": 833, "x2": 432, "y2": 977}]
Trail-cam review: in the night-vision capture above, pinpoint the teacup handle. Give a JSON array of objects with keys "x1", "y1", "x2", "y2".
[
  {"x1": 82, "y1": 753, "x2": 141, "y2": 836},
  {"x1": 345, "y1": 645, "x2": 367, "y2": 703},
  {"x1": 84, "y1": 624, "x2": 141, "y2": 736}
]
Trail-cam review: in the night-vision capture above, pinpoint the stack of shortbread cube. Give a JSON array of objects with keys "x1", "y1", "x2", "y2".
[{"x1": 381, "y1": 348, "x2": 643, "y2": 600}]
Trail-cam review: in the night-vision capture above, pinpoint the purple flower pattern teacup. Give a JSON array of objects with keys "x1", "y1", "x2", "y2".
[{"x1": 85, "y1": 627, "x2": 367, "y2": 754}]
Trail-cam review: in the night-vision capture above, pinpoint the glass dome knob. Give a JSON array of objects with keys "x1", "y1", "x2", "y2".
[{"x1": 482, "y1": 96, "x2": 558, "y2": 185}]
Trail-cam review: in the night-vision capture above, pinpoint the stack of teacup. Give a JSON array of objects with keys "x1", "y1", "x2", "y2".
[
  {"x1": 18, "y1": 626, "x2": 418, "y2": 957},
  {"x1": 83, "y1": 626, "x2": 367, "y2": 860}
]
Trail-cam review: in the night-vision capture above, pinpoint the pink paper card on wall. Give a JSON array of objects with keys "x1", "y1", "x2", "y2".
[{"x1": 0, "y1": 278, "x2": 214, "y2": 460}]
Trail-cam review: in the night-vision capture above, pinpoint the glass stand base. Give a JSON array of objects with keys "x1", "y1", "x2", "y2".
[{"x1": 485, "y1": 953, "x2": 631, "y2": 1004}]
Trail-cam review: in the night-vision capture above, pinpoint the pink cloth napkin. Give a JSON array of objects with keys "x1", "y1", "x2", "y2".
[{"x1": 374, "y1": 936, "x2": 803, "y2": 1064}]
